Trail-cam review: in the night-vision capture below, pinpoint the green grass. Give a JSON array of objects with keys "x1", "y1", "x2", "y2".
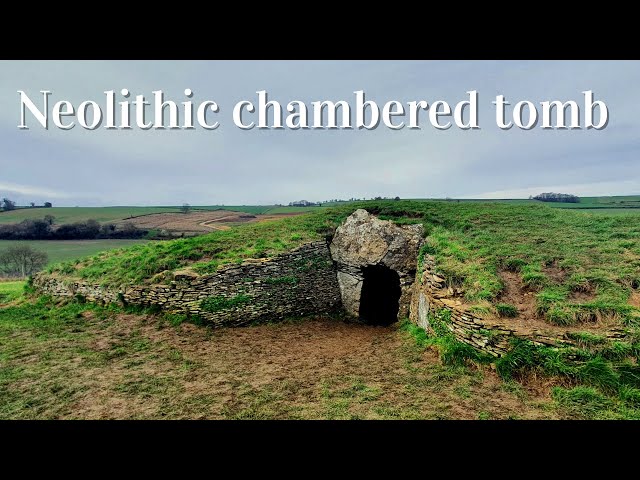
[
  {"x1": 409, "y1": 201, "x2": 640, "y2": 325},
  {"x1": 0, "y1": 240, "x2": 149, "y2": 266},
  {"x1": 409, "y1": 195, "x2": 640, "y2": 211},
  {"x1": 44, "y1": 199, "x2": 640, "y2": 326},
  {"x1": 538, "y1": 195, "x2": 640, "y2": 210},
  {"x1": 0, "y1": 207, "x2": 182, "y2": 224},
  {"x1": 49, "y1": 209, "x2": 346, "y2": 286},
  {"x1": 580, "y1": 208, "x2": 640, "y2": 215},
  {"x1": 0, "y1": 296, "x2": 559, "y2": 419},
  {"x1": 192, "y1": 205, "x2": 277, "y2": 215},
  {"x1": 0, "y1": 288, "x2": 635, "y2": 419},
  {"x1": 197, "y1": 205, "x2": 325, "y2": 214},
  {"x1": 201, "y1": 294, "x2": 251, "y2": 313},
  {"x1": 2, "y1": 197, "x2": 637, "y2": 227},
  {"x1": 489, "y1": 336, "x2": 640, "y2": 419},
  {"x1": 0, "y1": 281, "x2": 25, "y2": 304},
  {"x1": 400, "y1": 311, "x2": 493, "y2": 367},
  {"x1": 263, "y1": 206, "x2": 324, "y2": 214},
  {"x1": 496, "y1": 303, "x2": 519, "y2": 317},
  {"x1": 406, "y1": 309, "x2": 640, "y2": 419}
]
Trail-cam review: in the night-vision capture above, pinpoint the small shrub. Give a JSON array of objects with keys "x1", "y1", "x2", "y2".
[
  {"x1": 439, "y1": 337, "x2": 488, "y2": 366},
  {"x1": 578, "y1": 357, "x2": 619, "y2": 393},
  {"x1": 495, "y1": 339, "x2": 541, "y2": 379},
  {"x1": 552, "y1": 386, "x2": 612, "y2": 419},
  {"x1": 503, "y1": 258, "x2": 526, "y2": 272},
  {"x1": 566, "y1": 331, "x2": 606, "y2": 347},
  {"x1": 424, "y1": 309, "x2": 492, "y2": 366},
  {"x1": 164, "y1": 314, "x2": 188, "y2": 327},
  {"x1": 545, "y1": 306, "x2": 575, "y2": 326},
  {"x1": 522, "y1": 265, "x2": 546, "y2": 289},
  {"x1": 398, "y1": 319, "x2": 431, "y2": 349},
  {"x1": 617, "y1": 362, "x2": 640, "y2": 388},
  {"x1": 496, "y1": 303, "x2": 518, "y2": 317},
  {"x1": 619, "y1": 385, "x2": 640, "y2": 408}
]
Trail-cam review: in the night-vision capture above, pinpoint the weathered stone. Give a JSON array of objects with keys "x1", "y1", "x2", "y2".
[
  {"x1": 417, "y1": 292, "x2": 430, "y2": 330},
  {"x1": 329, "y1": 209, "x2": 423, "y2": 321},
  {"x1": 408, "y1": 253, "x2": 631, "y2": 358},
  {"x1": 330, "y1": 209, "x2": 423, "y2": 270},
  {"x1": 335, "y1": 271, "x2": 362, "y2": 317},
  {"x1": 33, "y1": 241, "x2": 342, "y2": 328}
]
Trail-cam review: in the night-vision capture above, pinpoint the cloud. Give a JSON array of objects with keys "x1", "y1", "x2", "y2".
[
  {"x1": 471, "y1": 179, "x2": 640, "y2": 199},
  {"x1": 0, "y1": 181, "x2": 72, "y2": 198},
  {"x1": 1, "y1": 60, "x2": 639, "y2": 205}
]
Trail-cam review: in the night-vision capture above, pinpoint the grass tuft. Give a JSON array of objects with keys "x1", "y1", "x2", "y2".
[{"x1": 496, "y1": 303, "x2": 518, "y2": 318}]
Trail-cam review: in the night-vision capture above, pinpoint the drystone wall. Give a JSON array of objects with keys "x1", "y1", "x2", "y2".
[
  {"x1": 33, "y1": 241, "x2": 342, "y2": 327},
  {"x1": 409, "y1": 254, "x2": 628, "y2": 357}
]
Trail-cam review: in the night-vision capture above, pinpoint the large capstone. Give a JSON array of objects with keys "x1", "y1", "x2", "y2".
[{"x1": 329, "y1": 209, "x2": 423, "y2": 323}]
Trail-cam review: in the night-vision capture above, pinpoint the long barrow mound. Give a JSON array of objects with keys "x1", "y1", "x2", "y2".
[{"x1": 34, "y1": 201, "x2": 640, "y2": 355}]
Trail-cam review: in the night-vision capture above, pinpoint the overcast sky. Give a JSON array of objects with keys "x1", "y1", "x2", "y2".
[{"x1": 1, "y1": 60, "x2": 638, "y2": 206}]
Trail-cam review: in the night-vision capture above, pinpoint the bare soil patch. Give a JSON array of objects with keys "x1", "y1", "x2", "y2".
[
  {"x1": 569, "y1": 290, "x2": 597, "y2": 302},
  {"x1": 498, "y1": 270, "x2": 538, "y2": 320},
  {"x1": 492, "y1": 270, "x2": 606, "y2": 335},
  {"x1": 543, "y1": 263, "x2": 567, "y2": 284},
  {"x1": 629, "y1": 291, "x2": 640, "y2": 308}
]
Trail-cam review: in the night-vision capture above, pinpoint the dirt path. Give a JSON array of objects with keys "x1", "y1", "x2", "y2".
[{"x1": 3, "y1": 314, "x2": 558, "y2": 420}]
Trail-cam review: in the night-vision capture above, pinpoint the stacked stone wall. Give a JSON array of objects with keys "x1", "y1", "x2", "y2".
[
  {"x1": 409, "y1": 254, "x2": 628, "y2": 356},
  {"x1": 34, "y1": 241, "x2": 342, "y2": 327}
]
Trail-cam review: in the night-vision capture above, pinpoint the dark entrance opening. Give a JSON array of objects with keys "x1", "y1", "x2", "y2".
[{"x1": 359, "y1": 264, "x2": 401, "y2": 326}]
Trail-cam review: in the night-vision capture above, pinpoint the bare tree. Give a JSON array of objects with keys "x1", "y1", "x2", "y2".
[
  {"x1": 180, "y1": 203, "x2": 191, "y2": 214},
  {"x1": 0, "y1": 245, "x2": 48, "y2": 277},
  {"x1": 2, "y1": 198, "x2": 16, "y2": 211}
]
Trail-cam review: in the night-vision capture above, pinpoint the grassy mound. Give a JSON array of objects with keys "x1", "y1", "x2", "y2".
[
  {"x1": 46, "y1": 200, "x2": 640, "y2": 327},
  {"x1": 47, "y1": 209, "x2": 347, "y2": 286}
]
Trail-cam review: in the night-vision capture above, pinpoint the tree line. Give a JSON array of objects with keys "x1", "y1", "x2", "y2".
[
  {"x1": 2, "y1": 198, "x2": 53, "y2": 211},
  {"x1": 0, "y1": 245, "x2": 48, "y2": 277},
  {"x1": 0, "y1": 218, "x2": 148, "y2": 240},
  {"x1": 531, "y1": 193, "x2": 580, "y2": 203}
]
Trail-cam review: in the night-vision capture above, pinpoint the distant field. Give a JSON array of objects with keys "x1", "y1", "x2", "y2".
[
  {"x1": 0, "y1": 205, "x2": 326, "y2": 224},
  {"x1": 1, "y1": 196, "x2": 637, "y2": 227},
  {"x1": 196, "y1": 206, "x2": 324, "y2": 214},
  {"x1": 0, "y1": 281, "x2": 24, "y2": 303},
  {"x1": 194, "y1": 205, "x2": 276, "y2": 215},
  {"x1": 405, "y1": 195, "x2": 640, "y2": 211},
  {"x1": 0, "y1": 240, "x2": 150, "y2": 265},
  {"x1": 533, "y1": 196, "x2": 640, "y2": 210},
  {"x1": 580, "y1": 208, "x2": 640, "y2": 215},
  {"x1": 263, "y1": 206, "x2": 324, "y2": 214},
  {"x1": 0, "y1": 207, "x2": 181, "y2": 224}
]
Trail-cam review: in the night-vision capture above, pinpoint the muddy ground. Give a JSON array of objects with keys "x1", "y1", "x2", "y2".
[{"x1": 1, "y1": 312, "x2": 560, "y2": 419}]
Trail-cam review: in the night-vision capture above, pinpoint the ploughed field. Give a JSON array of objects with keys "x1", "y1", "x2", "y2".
[
  {"x1": 0, "y1": 205, "x2": 318, "y2": 225},
  {"x1": 118, "y1": 210, "x2": 307, "y2": 235}
]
